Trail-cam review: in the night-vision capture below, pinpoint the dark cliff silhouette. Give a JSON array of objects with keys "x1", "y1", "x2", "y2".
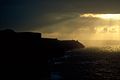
[
  {"x1": 0, "y1": 29, "x2": 85, "y2": 79},
  {"x1": 0, "y1": 29, "x2": 85, "y2": 63}
]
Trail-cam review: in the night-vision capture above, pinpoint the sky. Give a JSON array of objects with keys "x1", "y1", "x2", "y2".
[{"x1": 1, "y1": 0, "x2": 120, "y2": 46}]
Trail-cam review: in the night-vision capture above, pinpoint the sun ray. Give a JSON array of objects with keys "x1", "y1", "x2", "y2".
[{"x1": 80, "y1": 13, "x2": 120, "y2": 20}]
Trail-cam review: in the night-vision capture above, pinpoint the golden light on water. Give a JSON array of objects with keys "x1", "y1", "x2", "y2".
[{"x1": 80, "y1": 13, "x2": 120, "y2": 20}]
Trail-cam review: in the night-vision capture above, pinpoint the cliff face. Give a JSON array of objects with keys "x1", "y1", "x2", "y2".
[
  {"x1": 60, "y1": 40, "x2": 85, "y2": 51},
  {"x1": 0, "y1": 29, "x2": 85, "y2": 63}
]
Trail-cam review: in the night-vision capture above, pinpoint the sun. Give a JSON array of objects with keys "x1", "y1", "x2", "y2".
[
  {"x1": 80, "y1": 13, "x2": 120, "y2": 20},
  {"x1": 99, "y1": 14, "x2": 120, "y2": 20},
  {"x1": 100, "y1": 14, "x2": 114, "y2": 19}
]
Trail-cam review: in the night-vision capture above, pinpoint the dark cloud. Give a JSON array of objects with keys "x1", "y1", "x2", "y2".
[{"x1": 0, "y1": 0, "x2": 120, "y2": 31}]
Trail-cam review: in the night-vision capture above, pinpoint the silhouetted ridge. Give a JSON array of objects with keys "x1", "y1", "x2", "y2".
[
  {"x1": 60, "y1": 40, "x2": 85, "y2": 51},
  {"x1": 0, "y1": 29, "x2": 15, "y2": 33},
  {"x1": 0, "y1": 29, "x2": 85, "y2": 79},
  {"x1": 18, "y1": 32, "x2": 41, "y2": 40},
  {"x1": 0, "y1": 29, "x2": 85, "y2": 63}
]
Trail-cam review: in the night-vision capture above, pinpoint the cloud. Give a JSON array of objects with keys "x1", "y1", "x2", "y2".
[
  {"x1": 80, "y1": 13, "x2": 120, "y2": 20},
  {"x1": 0, "y1": 0, "x2": 120, "y2": 29}
]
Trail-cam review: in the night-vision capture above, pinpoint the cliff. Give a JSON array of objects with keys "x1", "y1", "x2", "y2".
[{"x1": 0, "y1": 29, "x2": 85, "y2": 63}]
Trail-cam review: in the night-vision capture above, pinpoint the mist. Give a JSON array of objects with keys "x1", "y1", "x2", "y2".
[{"x1": 30, "y1": 13, "x2": 120, "y2": 47}]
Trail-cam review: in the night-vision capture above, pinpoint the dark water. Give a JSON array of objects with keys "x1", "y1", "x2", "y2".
[{"x1": 51, "y1": 46, "x2": 120, "y2": 80}]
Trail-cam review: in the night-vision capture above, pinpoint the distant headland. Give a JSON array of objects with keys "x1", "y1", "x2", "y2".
[{"x1": 0, "y1": 29, "x2": 85, "y2": 63}]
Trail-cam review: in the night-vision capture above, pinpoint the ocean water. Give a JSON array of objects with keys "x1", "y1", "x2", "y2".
[{"x1": 51, "y1": 45, "x2": 120, "y2": 80}]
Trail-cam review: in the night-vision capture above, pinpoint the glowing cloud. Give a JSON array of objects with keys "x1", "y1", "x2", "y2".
[
  {"x1": 80, "y1": 13, "x2": 120, "y2": 20},
  {"x1": 94, "y1": 26, "x2": 120, "y2": 33}
]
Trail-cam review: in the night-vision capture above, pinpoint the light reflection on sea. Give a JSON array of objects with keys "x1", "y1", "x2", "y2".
[
  {"x1": 100, "y1": 45, "x2": 120, "y2": 52},
  {"x1": 51, "y1": 45, "x2": 120, "y2": 80}
]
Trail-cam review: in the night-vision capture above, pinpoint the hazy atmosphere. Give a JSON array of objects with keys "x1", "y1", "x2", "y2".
[
  {"x1": 2, "y1": 0, "x2": 120, "y2": 79},
  {"x1": 1, "y1": 0, "x2": 120, "y2": 46}
]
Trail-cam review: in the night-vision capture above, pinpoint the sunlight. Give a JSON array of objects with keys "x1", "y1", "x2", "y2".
[
  {"x1": 80, "y1": 13, "x2": 120, "y2": 40},
  {"x1": 80, "y1": 13, "x2": 120, "y2": 20},
  {"x1": 94, "y1": 26, "x2": 120, "y2": 33},
  {"x1": 79, "y1": 14, "x2": 120, "y2": 47},
  {"x1": 89, "y1": 26, "x2": 120, "y2": 40}
]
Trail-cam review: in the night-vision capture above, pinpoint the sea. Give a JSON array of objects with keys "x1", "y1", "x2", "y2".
[{"x1": 50, "y1": 44, "x2": 120, "y2": 80}]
